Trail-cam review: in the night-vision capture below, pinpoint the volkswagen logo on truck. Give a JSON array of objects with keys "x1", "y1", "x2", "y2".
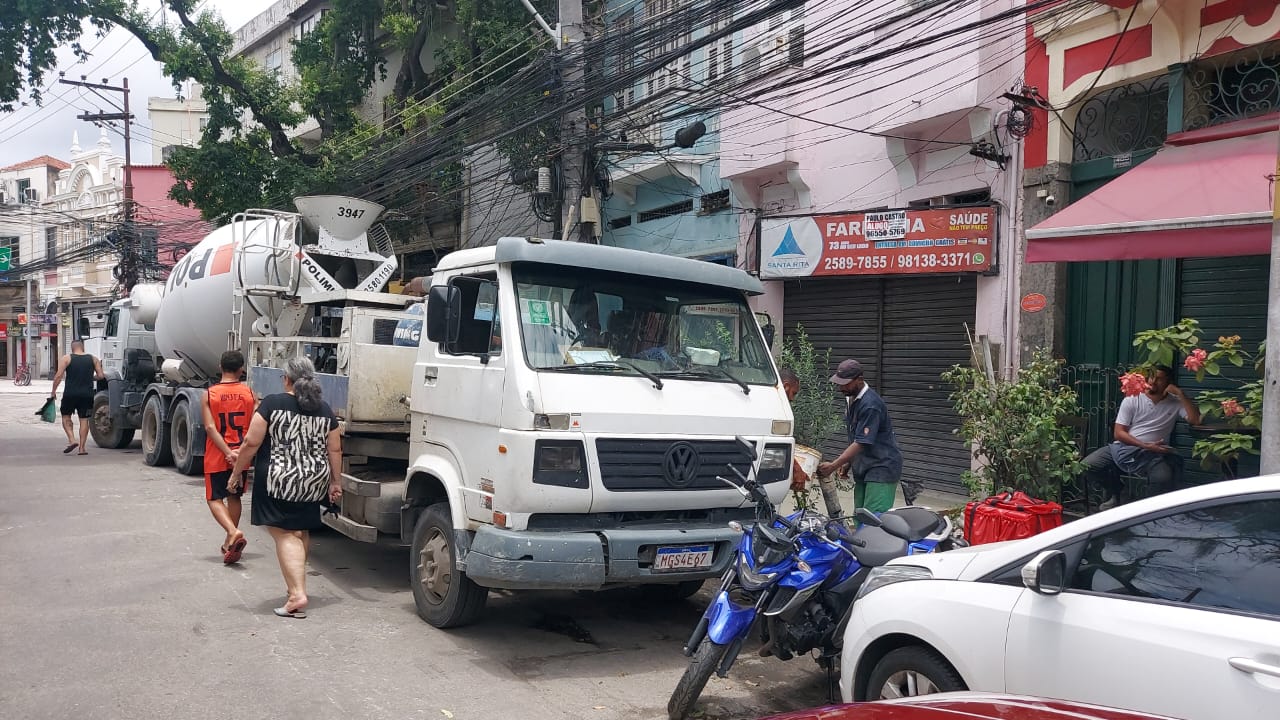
[{"x1": 663, "y1": 442, "x2": 701, "y2": 488}]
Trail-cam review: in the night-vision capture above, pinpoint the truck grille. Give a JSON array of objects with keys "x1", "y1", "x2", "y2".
[{"x1": 595, "y1": 439, "x2": 752, "y2": 491}]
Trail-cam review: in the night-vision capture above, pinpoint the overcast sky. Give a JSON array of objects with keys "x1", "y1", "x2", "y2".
[{"x1": 0, "y1": 1, "x2": 270, "y2": 170}]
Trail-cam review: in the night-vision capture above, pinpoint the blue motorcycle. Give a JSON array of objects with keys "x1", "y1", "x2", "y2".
[{"x1": 667, "y1": 440, "x2": 957, "y2": 720}]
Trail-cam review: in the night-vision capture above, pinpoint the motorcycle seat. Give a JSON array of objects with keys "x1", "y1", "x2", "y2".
[
  {"x1": 883, "y1": 506, "x2": 944, "y2": 542},
  {"x1": 850, "y1": 526, "x2": 910, "y2": 567}
]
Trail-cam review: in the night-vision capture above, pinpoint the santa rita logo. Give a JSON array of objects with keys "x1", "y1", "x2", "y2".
[{"x1": 772, "y1": 225, "x2": 803, "y2": 256}]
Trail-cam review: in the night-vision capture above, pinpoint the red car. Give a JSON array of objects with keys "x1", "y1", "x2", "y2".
[{"x1": 760, "y1": 694, "x2": 1182, "y2": 720}]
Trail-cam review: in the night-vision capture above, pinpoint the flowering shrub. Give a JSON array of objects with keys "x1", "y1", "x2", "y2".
[
  {"x1": 1184, "y1": 348, "x2": 1207, "y2": 373},
  {"x1": 1119, "y1": 372, "x2": 1151, "y2": 397},
  {"x1": 1129, "y1": 319, "x2": 1265, "y2": 474}
]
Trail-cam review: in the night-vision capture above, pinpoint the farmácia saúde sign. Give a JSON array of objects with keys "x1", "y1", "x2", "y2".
[{"x1": 759, "y1": 206, "x2": 995, "y2": 279}]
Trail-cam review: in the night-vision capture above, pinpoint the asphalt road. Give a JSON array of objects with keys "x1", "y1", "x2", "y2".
[{"x1": 0, "y1": 382, "x2": 828, "y2": 720}]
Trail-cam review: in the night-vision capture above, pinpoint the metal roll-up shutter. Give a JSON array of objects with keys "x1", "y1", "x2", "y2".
[
  {"x1": 880, "y1": 276, "x2": 976, "y2": 496},
  {"x1": 783, "y1": 277, "x2": 883, "y2": 462},
  {"x1": 1173, "y1": 255, "x2": 1269, "y2": 482},
  {"x1": 784, "y1": 275, "x2": 976, "y2": 496}
]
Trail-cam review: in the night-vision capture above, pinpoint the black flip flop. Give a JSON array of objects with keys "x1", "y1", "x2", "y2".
[{"x1": 63, "y1": 444, "x2": 77, "y2": 454}]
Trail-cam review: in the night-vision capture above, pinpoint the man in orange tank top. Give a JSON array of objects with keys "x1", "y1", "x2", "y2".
[{"x1": 201, "y1": 351, "x2": 257, "y2": 564}]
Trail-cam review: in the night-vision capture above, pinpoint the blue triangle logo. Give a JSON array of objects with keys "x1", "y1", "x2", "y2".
[{"x1": 772, "y1": 225, "x2": 803, "y2": 256}]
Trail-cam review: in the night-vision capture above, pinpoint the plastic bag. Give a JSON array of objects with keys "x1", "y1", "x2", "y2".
[{"x1": 36, "y1": 398, "x2": 57, "y2": 423}]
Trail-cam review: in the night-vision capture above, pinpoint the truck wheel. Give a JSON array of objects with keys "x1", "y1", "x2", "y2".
[
  {"x1": 410, "y1": 502, "x2": 487, "y2": 628},
  {"x1": 141, "y1": 394, "x2": 173, "y2": 467},
  {"x1": 90, "y1": 393, "x2": 135, "y2": 449},
  {"x1": 644, "y1": 580, "x2": 705, "y2": 600},
  {"x1": 170, "y1": 398, "x2": 203, "y2": 476}
]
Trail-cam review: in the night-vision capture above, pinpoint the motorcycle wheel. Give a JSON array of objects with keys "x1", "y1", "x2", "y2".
[{"x1": 667, "y1": 638, "x2": 725, "y2": 720}]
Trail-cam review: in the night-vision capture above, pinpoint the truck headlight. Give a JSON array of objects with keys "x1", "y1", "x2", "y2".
[
  {"x1": 532, "y1": 440, "x2": 587, "y2": 488},
  {"x1": 757, "y1": 444, "x2": 791, "y2": 484},
  {"x1": 856, "y1": 565, "x2": 933, "y2": 600},
  {"x1": 760, "y1": 445, "x2": 790, "y2": 470}
]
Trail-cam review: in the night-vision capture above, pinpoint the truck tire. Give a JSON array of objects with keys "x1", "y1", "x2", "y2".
[
  {"x1": 643, "y1": 580, "x2": 705, "y2": 601},
  {"x1": 170, "y1": 398, "x2": 203, "y2": 476},
  {"x1": 141, "y1": 394, "x2": 173, "y2": 467},
  {"x1": 90, "y1": 393, "x2": 135, "y2": 449},
  {"x1": 410, "y1": 502, "x2": 487, "y2": 628}
]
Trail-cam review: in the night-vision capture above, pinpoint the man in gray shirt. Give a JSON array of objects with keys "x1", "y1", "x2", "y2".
[{"x1": 1082, "y1": 365, "x2": 1201, "y2": 510}]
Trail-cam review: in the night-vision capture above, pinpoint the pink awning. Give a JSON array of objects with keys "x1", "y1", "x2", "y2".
[{"x1": 1026, "y1": 127, "x2": 1278, "y2": 262}]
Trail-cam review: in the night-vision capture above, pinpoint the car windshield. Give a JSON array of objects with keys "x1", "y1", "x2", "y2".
[{"x1": 512, "y1": 262, "x2": 777, "y2": 386}]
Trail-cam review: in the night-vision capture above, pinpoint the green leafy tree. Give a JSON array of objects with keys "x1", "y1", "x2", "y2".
[
  {"x1": 776, "y1": 325, "x2": 843, "y2": 450},
  {"x1": 4, "y1": 1, "x2": 549, "y2": 223},
  {"x1": 942, "y1": 350, "x2": 1084, "y2": 501},
  {"x1": 777, "y1": 326, "x2": 848, "y2": 510}
]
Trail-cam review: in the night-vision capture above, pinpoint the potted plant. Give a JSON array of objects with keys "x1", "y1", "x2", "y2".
[
  {"x1": 942, "y1": 348, "x2": 1084, "y2": 502},
  {"x1": 777, "y1": 325, "x2": 845, "y2": 509}
]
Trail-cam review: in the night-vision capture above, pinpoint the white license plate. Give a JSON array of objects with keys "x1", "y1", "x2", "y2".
[{"x1": 654, "y1": 544, "x2": 713, "y2": 572}]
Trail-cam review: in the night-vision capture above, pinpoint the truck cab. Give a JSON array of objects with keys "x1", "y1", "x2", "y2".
[
  {"x1": 376, "y1": 238, "x2": 795, "y2": 627},
  {"x1": 90, "y1": 298, "x2": 159, "y2": 450}
]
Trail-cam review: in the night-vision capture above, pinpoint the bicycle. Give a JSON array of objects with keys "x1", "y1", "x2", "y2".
[{"x1": 13, "y1": 363, "x2": 31, "y2": 386}]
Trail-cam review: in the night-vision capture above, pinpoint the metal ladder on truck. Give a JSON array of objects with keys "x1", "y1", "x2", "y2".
[{"x1": 228, "y1": 209, "x2": 306, "y2": 367}]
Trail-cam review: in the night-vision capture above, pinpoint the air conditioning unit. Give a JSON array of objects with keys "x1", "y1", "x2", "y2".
[{"x1": 24, "y1": 187, "x2": 39, "y2": 203}]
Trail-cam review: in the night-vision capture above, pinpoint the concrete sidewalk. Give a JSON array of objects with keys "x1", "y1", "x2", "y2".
[{"x1": 0, "y1": 378, "x2": 55, "y2": 396}]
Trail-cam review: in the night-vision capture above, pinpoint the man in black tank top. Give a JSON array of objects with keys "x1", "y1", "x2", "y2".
[{"x1": 51, "y1": 340, "x2": 105, "y2": 455}]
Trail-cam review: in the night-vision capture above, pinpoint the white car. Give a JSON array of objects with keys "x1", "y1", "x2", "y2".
[{"x1": 839, "y1": 476, "x2": 1280, "y2": 720}]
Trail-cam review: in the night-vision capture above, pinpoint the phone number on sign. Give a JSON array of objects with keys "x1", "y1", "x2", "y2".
[{"x1": 822, "y1": 252, "x2": 979, "y2": 271}]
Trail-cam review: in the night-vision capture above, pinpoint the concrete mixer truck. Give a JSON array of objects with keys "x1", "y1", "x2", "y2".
[{"x1": 92, "y1": 195, "x2": 795, "y2": 628}]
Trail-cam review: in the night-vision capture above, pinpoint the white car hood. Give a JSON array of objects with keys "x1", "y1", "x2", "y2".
[{"x1": 884, "y1": 543, "x2": 986, "y2": 580}]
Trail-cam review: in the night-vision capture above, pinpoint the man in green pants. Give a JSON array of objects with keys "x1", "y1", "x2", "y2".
[{"x1": 817, "y1": 359, "x2": 903, "y2": 513}]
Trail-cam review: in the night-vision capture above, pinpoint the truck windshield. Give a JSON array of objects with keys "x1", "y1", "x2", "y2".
[{"x1": 513, "y1": 263, "x2": 777, "y2": 386}]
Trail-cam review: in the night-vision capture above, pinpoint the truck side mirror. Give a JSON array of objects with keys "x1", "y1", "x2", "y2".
[{"x1": 425, "y1": 285, "x2": 459, "y2": 344}]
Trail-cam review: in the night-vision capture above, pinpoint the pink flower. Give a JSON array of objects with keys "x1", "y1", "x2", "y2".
[
  {"x1": 1184, "y1": 348, "x2": 1207, "y2": 372},
  {"x1": 1221, "y1": 398, "x2": 1244, "y2": 418},
  {"x1": 1119, "y1": 372, "x2": 1151, "y2": 397}
]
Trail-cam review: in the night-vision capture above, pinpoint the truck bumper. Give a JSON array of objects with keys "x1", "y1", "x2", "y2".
[{"x1": 463, "y1": 524, "x2": 740, "y2": 590}]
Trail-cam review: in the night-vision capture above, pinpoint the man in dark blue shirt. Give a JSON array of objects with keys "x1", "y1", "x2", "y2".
[{"x1": 817, "y1": 359, "x2": 904, "y2": 513}]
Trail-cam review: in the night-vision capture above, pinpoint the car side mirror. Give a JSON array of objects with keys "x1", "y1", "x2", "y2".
[
  {"x1": 425, "y1": 284, "x2": 459, "y2": 345},
  {"x1": 1021, "y1": 550, "x2": 1067, "y2": 595}
]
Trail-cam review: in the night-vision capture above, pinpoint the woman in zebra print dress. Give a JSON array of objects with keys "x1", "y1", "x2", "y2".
[{"x1": 229, "y1": 357, "x2": 343, "y2": 619}]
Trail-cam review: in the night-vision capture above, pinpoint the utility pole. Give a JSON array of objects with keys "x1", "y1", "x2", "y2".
[
  {"x1": 60, "y1": 76, "x2": 138, "y2": 290},
  {"x1": 520, "y1": 0, "x2": 594, "y2": 242},
  {"x1": 558, "y1": 0, "x2": 594, "y2": 242},
  {"x1": 1263, "y1": 134, "x2": 1280, "y2": 474},
  {"x1": 60, "y1": 77, "x2": 134, "y2": 221}
]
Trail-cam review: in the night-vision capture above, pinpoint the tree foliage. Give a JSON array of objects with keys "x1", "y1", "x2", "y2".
[
  {"x1": 2, "y1": 0, "x2": 549, "y2": 223},
  {"x1": 776, "y1": 325, "x2": 844, "y2": 450}
]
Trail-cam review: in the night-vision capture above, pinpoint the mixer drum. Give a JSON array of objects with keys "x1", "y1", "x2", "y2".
[{"x1": 153, "y1": 218, "x2": 295, "y2": 380}]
